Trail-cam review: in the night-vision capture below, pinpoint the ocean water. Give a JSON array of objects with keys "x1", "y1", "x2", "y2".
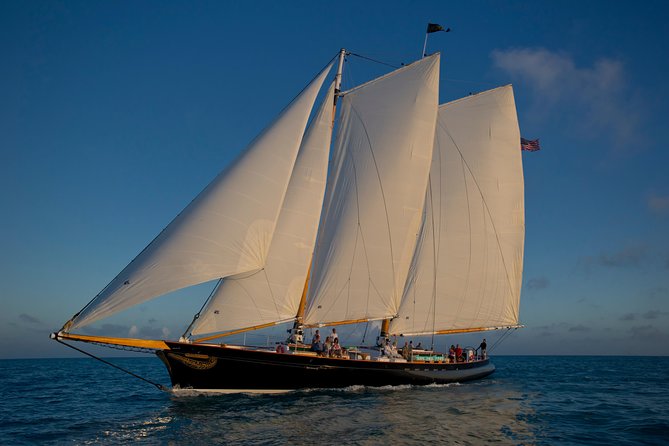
[{"x1": 1, "y1": 356, "x2": 667, "y2": 445}]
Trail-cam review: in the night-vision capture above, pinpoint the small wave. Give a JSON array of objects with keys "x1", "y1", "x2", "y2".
[
  {"x1": 169, "y1": 386, "x2": 293, "y2": 397},
  {"x1": 298, "y1": 382, "x2": 461, "y2": 394},
  {"x1": 423, "y1": 382, "x2": 461, "y2": 388},
  {"x1": 168, "y1": 382, "x2": 461, "y2": 397}
]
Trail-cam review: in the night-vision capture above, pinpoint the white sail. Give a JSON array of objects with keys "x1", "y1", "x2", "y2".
[
  {"x1": 190, "y1": 84, "x2": 335, "y2": 336},
  {"x1": 390, "y1": 86, "x2": 524, "y2": 336},
  {"x1": 304, "y1": 55, "x2": 440, "y2": 326},
  {"x1": 70, "y1": 65, "x2": 333, "y2": 329}
]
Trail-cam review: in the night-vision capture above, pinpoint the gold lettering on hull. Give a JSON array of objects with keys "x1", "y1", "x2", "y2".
[{"x1": 167, "y1": 352, "x2": 218, "y2": 370}]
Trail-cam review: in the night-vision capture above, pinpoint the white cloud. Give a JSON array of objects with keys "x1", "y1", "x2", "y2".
[{"x1": 491, "y1": 48, "x2": 640, "y2": 151}]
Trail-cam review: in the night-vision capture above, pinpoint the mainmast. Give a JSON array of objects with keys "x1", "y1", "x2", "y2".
[
  {"x1": 287, "y1": 48, "x2": 347, "y2": 345},
  {"x1": 334, "y1": 48, "x2": 346, "y2": 103}
]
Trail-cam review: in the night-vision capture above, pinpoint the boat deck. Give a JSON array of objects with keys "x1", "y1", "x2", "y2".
[{"x1": 208, "y1": 342, "x2": 487, "y2": 366}]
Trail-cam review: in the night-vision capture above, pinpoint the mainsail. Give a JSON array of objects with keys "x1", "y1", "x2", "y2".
[
  {"x1": 390, "y1": 86, "x2": 524, "y2": 336},
  {"x1": 69, "y1": 64, "x2": 333, "y2": 330},
  {"x1": 304, "y1": 54, "x2": 440, "y2": 326},
  {"x1": 189, "y1": 84, "x2": 336, "y2": 336}
]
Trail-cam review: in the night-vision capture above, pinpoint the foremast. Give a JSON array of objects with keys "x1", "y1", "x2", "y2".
[{"x1": 288, "y1": 48, "x2": 347, "y2": 344}]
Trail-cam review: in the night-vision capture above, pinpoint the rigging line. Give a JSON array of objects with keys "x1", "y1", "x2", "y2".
[
  {"x1": 55, "y1": 339, "x2": 167, "y2": 392},
  {"x1": 182, "y1": 278, "x2": 222, "y2": 338},
  {"x1": 493, "y1": 330, "x2": 513, "y2": 352},
  {"x1": 348, "y1": 52, "x2": 401, "y2": 69},
  {"x1": 443, "y1": 77, "x2": 497, "y2": 86},
  {"x1": 271, "y1": 51, "x2": 339, "y2": 108},
  {"x1": 489, "y1": 327, "x2": 516, "y2": 353}
]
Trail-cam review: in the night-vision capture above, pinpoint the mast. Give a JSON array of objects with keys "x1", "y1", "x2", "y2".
[
  {"x1": 334, "y1": 48, "x2": 346, "y2": 103},
  {"x1": 376, "y1": 319, "x2": 391, "y2": 347},
  {"x1": 287, "y1": 48, "x2": 347, "y2": 345}
]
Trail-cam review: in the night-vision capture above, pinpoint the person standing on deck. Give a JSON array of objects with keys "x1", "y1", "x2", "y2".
[
  {"x1": 330, "y1": 328, "x2": 338, "y2": 342},
  {"x1": 455, "y1": 344, "x2": 463, "y2": 362},
  {"x1": 323, "y1": 336, "x2": 332, "y2": 357},
  {"x1": 311, "y1": 334, "x2": 323, "y2": 355},
  {"x1": 478, "y1": 339, "x2": 487, "y2": 359}
]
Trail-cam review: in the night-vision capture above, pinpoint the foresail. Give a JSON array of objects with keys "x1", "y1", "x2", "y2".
[
  {"x1": 189, "y1": 84, "x2": 335, "y2": 337},
  {"x1": 390, "y1": 86, "x2": 525, "y2": 336},
  {"x1": 304, "y1": 55, "x2": 440, "y2": 326},
  {"x1": 69, "y1": 64, "x2": 333, "y2": 330}
]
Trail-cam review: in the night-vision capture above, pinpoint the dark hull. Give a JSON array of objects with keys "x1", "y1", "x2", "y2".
[{"x1": 158, "y1": 342, "x2": 495, "y2": 392}]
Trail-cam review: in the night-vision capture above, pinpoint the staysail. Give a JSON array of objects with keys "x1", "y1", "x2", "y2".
[
  {"x1": 68, "y1": 64, "x2": 333, "y2": 330},
  {"x1": 390, "y1": 86, "x2": 524, "y2": 336},
  {"x1": 304, "y1": 54, "x2": 440, "y2": 326},
  {"x1": 189, "y1": 84, "x2": 335, "y2": 336}
]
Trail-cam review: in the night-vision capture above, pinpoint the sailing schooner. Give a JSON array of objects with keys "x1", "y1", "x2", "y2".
[{"x1": 52, "y1": 48, "x2": 525, "y2": 392}]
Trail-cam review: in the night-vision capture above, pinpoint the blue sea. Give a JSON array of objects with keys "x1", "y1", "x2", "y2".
[{"x1": 1, "y1": 356, "x2": 667, "y2": 445}]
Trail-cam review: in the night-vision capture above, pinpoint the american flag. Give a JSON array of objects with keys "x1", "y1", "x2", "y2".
[{"x1": 521, "y1": 138, "x2": 541, "y2": 151}]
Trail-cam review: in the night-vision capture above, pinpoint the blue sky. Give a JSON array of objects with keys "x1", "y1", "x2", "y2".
[{"x1": 2, "y1": 1, "x2": 668, "y2": 358}]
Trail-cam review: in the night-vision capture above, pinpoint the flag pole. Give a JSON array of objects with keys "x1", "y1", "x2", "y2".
[
  {"x1": 422, "y1": 32, "x2": 429, "y2": 59},
  {"x1": 423, "y1": 23, "x2": 450, "y2": 58}
]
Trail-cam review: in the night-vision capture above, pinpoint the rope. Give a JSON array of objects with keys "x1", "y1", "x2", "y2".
[
  {"x1": 56, "y1": 339, "x2": 168, "y2": 392},
  {"x1": 489, "y1": 327, "x2": 517, "y2": 353},
  {"x1": 361, "y1": 320, "x2": 370, "y2": 344},
  {"x1": 348, "y1": 52, "x2": 402, "y2": 69}
]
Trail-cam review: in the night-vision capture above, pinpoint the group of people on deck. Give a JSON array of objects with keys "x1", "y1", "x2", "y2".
[
  {"x1": 310, "y1": 328, "x2": 344, "y2": 358},
  {"x1": 305, "y1": 329, "x2": 488, "y2": 363},
  {"x1": 445, "y1": 339, "x2": 487, "y2": 363},
  {"x1": 394, "y1": 339, "x2": 487, "y2": 363}
]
